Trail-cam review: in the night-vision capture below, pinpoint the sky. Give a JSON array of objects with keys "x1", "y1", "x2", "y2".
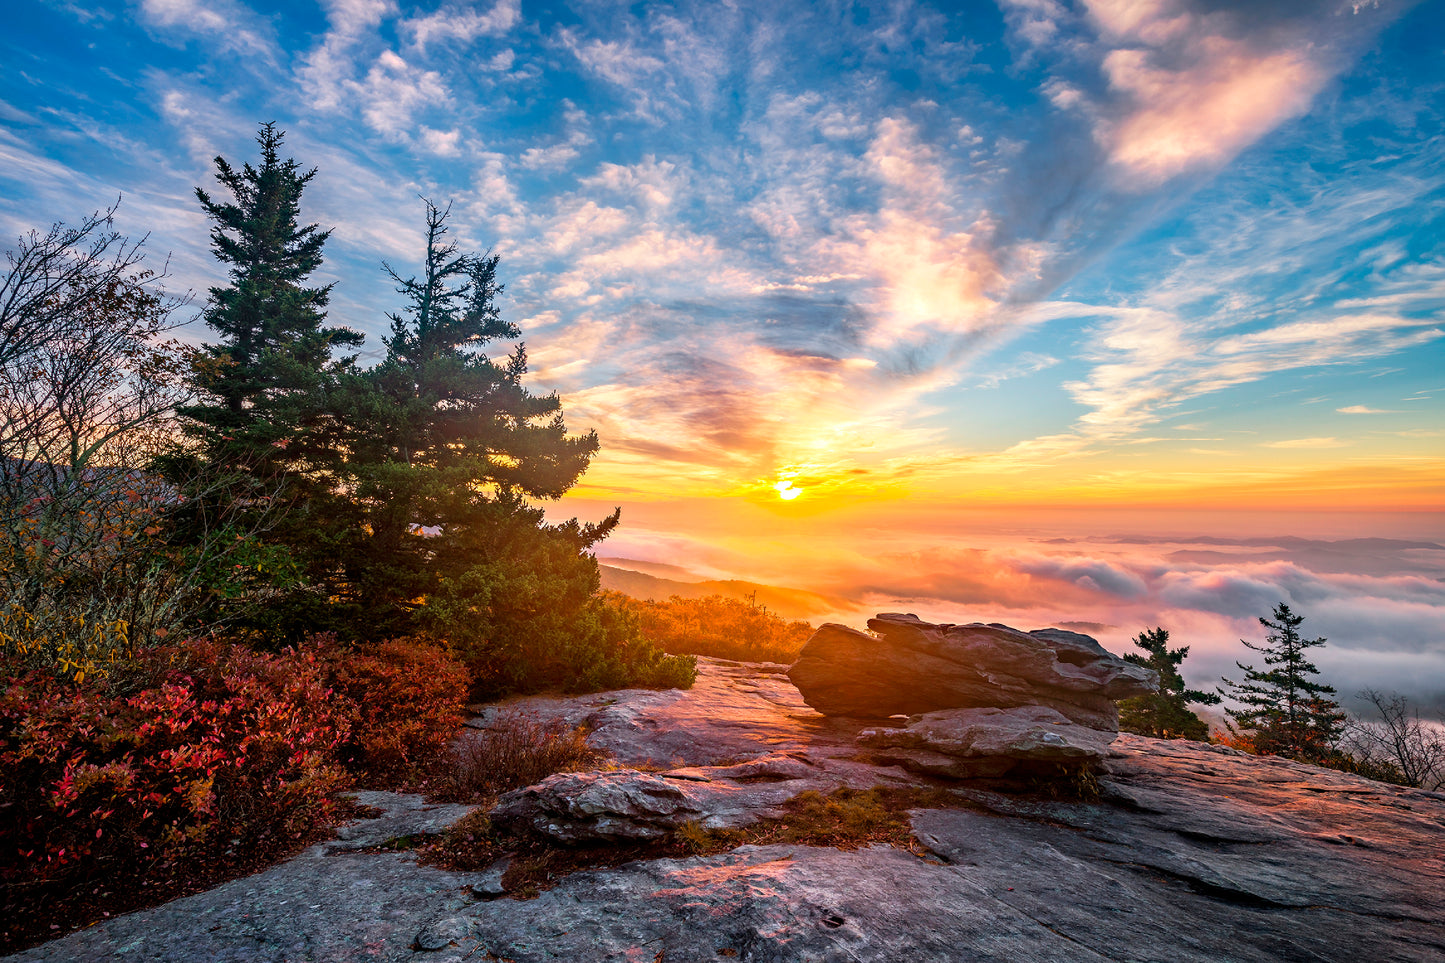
[{"x1": 3, "y1": 0, "x2": 1443, "y2": 708}]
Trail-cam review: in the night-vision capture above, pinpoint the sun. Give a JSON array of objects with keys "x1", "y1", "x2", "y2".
[{"x1": 774, "y1": 480, "x2": 802, "y2": 501}]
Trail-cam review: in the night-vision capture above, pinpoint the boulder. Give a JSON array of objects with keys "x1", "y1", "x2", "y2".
[
  {"x1": 787, "y1": 613, "x2": 1156, "y2": 725},
  {"x1": 491, "y1": 770, "x2": 704, "y2": 843},
  {"x1": 858, "y1": 706, "x2": 1115, "y2": 778},
  {"x1": 491, "y1": 752, "x2": 852, "y2": 843}
]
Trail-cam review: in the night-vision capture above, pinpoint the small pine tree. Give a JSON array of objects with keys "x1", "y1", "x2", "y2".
[
  {"x1": 1220, "y1": 602, "x2": 1346, "y2": 763},
  {"x1": 1117, "y1": 627, "x2": 1220, "y2": 741}
]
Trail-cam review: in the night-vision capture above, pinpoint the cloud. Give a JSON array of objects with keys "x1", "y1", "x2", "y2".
[
  {"x1": 555, "y1": 25, "x2": 672, "y2": 118},
  {"x1": 1262, "y1": 438, "x2": 1348, "y2": 449},
  {"x1": 138, "y1": 0, "x2": 275, "y2": 60},
  {"x1": 349, "y1": 50, "x2": 448, "y2": 141},
  {"x1": 1337, "y1": 405, "x2": 1399, "y2": 414},
  {"x1": 1014, "y1": 555, "x2": 1148, "y2": 598},
  {"x1": 1017, "y1": 295, "x2": 1443, "y2": 458},
  {"x1": 403, "y1": 0, "x2": 520, "y2": 51},
  {"x1": 834, "y1": 211, "x2": 1003, "y2": 344},
  {"x1": 27, "y1": 0, "x2": 1420, "y2": 510},
  {"x1": 580, "y1": 156, "x2": 680, "y2": 209},
  {"x1": 418, "y1": 126, "x2": 461, "y2": 157},
  {"x1": 519, "y1": 143, "x2": 581, "y2": 170},
  {"x1": 519, "y1": 112, "x2": 593, "y2": 171},
  {"x1": 1100, "y1": 40, "x2": 1326, "y2": 185},
  {"x1": 1067, "y1": 0, "x2": 1386, "y2": 187},
  {"x1": 1003, "y1": 0, "x2": 1411, "y2": 195},
  {"x1": 1155, "y1": 567, "x2": 1286, "y2": 619},
  {"x1": 297, "y1": 0, "x2": 398, "y2": 112}
]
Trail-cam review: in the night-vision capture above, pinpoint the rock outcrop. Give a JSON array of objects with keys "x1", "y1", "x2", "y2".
[
  {"x1": 789, "y1": 613, "x2": 1156, "y2": 777},
  {"x1": 493, "y1": 752, "x2": 849, "y2": 842},
  {"x1": 11, "y1": 658, "x2": 1442, "y2": 963},
  {"x1": 788, "y1": 613, "x2": 1157, "y2": 724}
]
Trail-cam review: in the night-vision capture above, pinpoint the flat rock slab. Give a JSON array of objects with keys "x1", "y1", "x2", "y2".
[
  {"x1": 10, "y1": 663, "x2": 1444, "y2": 963},
  {"x1": 859, "y1": 705, "x2": 1116, "y2": 778},
  {"x1": 455, "y1": 842, "x2": 1129, "y2": 962},
  {"x1": 473, "y1": 658, "x2": 856, "y2": 768}
]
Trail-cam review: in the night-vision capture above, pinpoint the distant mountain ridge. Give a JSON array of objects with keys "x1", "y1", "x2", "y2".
[
  {"x1": 598, "y1": 562, "x2": 854, "y2": 622},
  {"x1": 596, "y1": 557, "x2": 708, "y2": 583}
]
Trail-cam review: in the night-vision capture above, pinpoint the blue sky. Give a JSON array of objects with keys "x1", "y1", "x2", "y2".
[
  {"x1": 4, "y1": 0, "x2": 1441, "y2": 507},
  {"x1": 5, "y1": 0, "x2": 1445, "y2": 701}
]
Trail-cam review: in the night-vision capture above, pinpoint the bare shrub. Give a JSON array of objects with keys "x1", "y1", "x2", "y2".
[
  {"x1": 433, "y1": 710, "x2": 600, "y2": 802},
  {"x1": 1341, "y1": 689, "x2": 1445, "y2": 791}
]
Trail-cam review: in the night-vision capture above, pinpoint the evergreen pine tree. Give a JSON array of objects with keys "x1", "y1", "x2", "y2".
[
  {"x1": 334, "y1": 201, "x2": 695, "y2": 694},
  {"x1": 1220, "y1": 602, "x2": 1346, "y2": 762},
  {"x1": 1117, "y1": 626, "x2": 1220, "y2": 741},
  {"x1": 183, "y1": 122, "x2": 361, "y2": 480},
  {"x1": 171, "y1": 123, "x2": 362, "y2": 632},
  {"x1": 339, "y1": 200, "x2": 615, "y2": 617}
]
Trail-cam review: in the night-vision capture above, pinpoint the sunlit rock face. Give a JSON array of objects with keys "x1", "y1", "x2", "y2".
[
  {"x1": 492, "y1": 771, "x2": 702, "y2": 842},
  {"x1": 789, "y1": 613, "x2": 1157, "y2": 778},
  {"x1": 490, "y1": 754, "x2": 829, "y2": 843},
  {"x1": 788, "y1": 613, "x2": 1156, "y2": 725}
]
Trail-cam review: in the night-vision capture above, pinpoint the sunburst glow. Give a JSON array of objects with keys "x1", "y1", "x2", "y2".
[{"x1": 775, "y1": 481, "x2": 802, "y2": 501}]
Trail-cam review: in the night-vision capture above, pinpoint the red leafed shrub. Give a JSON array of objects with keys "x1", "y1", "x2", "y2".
[
  {"x1": 0, "y1": 635, "x2": 469, "y2": 950},
  {"x1": 316, "y1": 636, "x2": 471, "y2": 783},
  {"x1": 0, "y1": 640, "x2": 349, "y2": 942}
]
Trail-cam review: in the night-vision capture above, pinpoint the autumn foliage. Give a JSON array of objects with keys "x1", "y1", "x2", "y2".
[
  {"x1": 0, "y1": 634, "x2": 468, "y2": 951},
  {"x1": 320, "y1": 635, "x2": 471, "y2": 782},
  {"x1": 605, "y1": 591, "x2": 814, "y2": 664}
]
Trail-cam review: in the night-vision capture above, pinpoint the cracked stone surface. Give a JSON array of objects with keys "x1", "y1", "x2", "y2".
[{"x1": 10, "y1": 658, "x2": 1444, "y2": 963}]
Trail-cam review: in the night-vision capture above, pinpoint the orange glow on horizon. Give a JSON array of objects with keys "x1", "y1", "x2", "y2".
[{"x1": 568, "y1": 453, "x2": 1444, "y2": 517}]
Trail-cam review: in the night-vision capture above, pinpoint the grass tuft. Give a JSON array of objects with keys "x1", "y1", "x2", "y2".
[{"x1": 431, "y1": 711, "x2": 602, "y2": 803}]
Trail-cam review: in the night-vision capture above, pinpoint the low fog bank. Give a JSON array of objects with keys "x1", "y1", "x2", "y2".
[{"x1": 603, "y1": 531, "x2": 1445, "y2": 719}]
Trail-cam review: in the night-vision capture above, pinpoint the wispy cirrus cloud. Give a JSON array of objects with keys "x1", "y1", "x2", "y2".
[
  {"x1": 350, "y1": 50, "x2": 449, "y2": 141},
  {"x1": 1262, "y1": 437, "x2": 1349, "y2": 449},
  {"x1": 402, "y1": 0, "x2": 520, "y2": 52},
  {"x1": 296, "y1": 0, "x2": 398, "y2": 112},
  {"x1": 138, "y1": 0, "x2": 277, "y2": 62}
]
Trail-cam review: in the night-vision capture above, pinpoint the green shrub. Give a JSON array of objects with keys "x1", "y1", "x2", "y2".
[{"x1": 433, "y1": 563, "x2": 695, "y2": 698}]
